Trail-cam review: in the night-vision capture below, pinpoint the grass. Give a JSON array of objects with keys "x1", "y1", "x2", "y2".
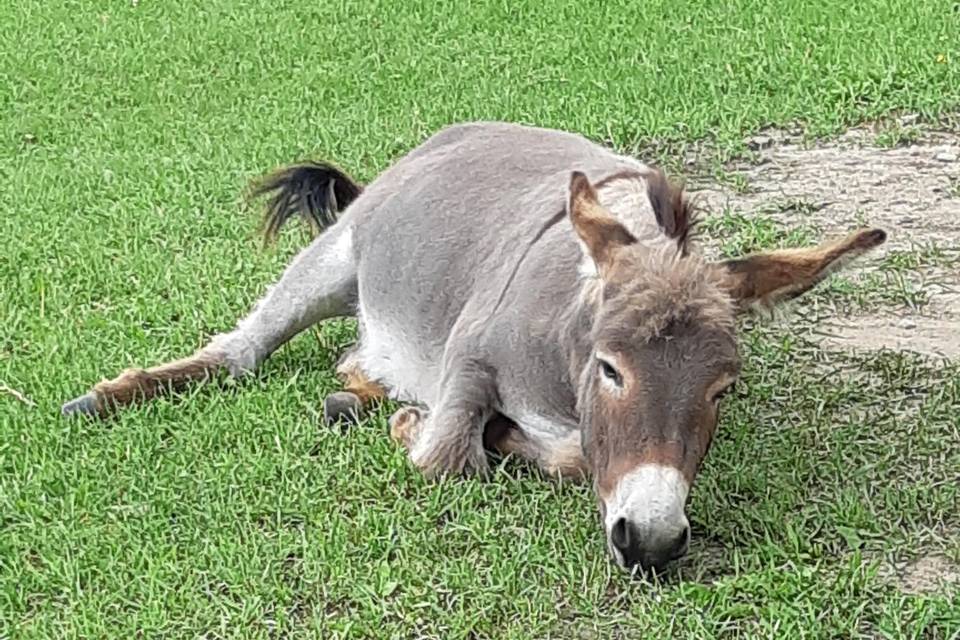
[
  {"x1": 825, "y1": 243, "x2": 960, "y2": 314},
  {"x1": 948, "y1": 177, "x2": 960, "y2": 199},
  {"x1": 2, "y1": 0, "x2": 960, "y2": 637},
  {"x1": 873, "y1": 121, "x2": 923, "y2": 148}
]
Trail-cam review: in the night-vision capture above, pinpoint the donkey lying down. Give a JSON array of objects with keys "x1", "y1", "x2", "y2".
[{"x1": 63, "y1": 122, "x2": 886, "y2": 573}]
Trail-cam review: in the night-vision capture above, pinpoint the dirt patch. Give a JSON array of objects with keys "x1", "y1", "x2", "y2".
[
  {"x1": 691, "y1": 123, "x2": 960, "y2": 360},
  {"x1": 815, "y1": 315, "x2": 960, "y2": 360},
  {"x1": 671, "y1": 538, "x2": 731, "y2": 583},
  {"x1": 881, "y1": 553, "x2": 960, "y2": 596}
]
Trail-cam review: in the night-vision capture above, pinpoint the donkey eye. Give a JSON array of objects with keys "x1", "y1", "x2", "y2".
[{"x1": 598, "y1": 360, "x2": 623, "y2": 387}]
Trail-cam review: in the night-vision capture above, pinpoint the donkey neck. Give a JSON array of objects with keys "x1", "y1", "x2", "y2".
[{"x1": 556, "y1": 278, "x2": 602, "y2": 401}]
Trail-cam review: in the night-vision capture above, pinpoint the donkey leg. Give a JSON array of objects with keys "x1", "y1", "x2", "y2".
[
  {"x1": 405, "y1": 360, "x2": 497, "y2": 477},
  {"x1": 323, "y1": 355, "x2": 390, "y2": 426},
  {"x1": 389, "y1": 405, "x2": 428, "y2": 448},
  {"x1": 62, "y1": 225, "x2": 358, "y2": 418},
  {"x1": 484, "y1": 420, "x2": 588, "y2": 479},
  {"x1": 61, "y1": 351, "x2": 227, "y2": 417}
]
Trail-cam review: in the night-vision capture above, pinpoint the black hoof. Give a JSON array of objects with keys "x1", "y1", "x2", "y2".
[
  {"x1": 323, "y1": 391, "x2": 363, "y2": 426},
  {"x1": 61, "y1": 392, "x2": 100, "y2": 418}
]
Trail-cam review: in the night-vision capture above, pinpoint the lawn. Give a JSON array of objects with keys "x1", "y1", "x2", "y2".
[{"x1": 2, "y1": 0, "x2": 959, "y2": 637}]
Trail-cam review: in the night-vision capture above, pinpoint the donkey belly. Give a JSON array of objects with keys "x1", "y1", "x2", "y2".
[{"x1": 349, "y1": 299, "x2": 443, "y2": 406}]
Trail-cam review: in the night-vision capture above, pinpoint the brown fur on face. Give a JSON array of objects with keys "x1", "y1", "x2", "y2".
[
  {"x1": 586, "y1": 250, "x2": 740, "y2": 494},
  {"x1": 567, "y1": 171, "x2": 885, "y2": 502},
  {"x1": 599, "y1": 249, "x2": 736, "y2": 345},
  {"x1": 568, "y1": 173, "x2": 739, "y2": 493}
]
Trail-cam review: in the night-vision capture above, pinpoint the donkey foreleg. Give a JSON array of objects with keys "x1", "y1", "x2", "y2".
[
  {"x1": 389, "y1": 405, "x2": 427, "y2": 448},
  {"x1": 62, "y1": 225, "x2": 358, "y2": 418},
  {"x1": 486, "y1": 423, "x2": 588, "y2": 479},
  {"x1": 405, "y1": 360, "x2": 498, "y2": 477}
]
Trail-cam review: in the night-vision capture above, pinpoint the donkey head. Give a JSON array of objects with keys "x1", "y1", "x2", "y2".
[{"x1": 567, "y1": 171, "x2": 885, "y2": 573}]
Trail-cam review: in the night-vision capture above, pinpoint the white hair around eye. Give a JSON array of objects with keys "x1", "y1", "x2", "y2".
[{"x1": 595, "y1": 350, "x2": 624, "y2": 392}]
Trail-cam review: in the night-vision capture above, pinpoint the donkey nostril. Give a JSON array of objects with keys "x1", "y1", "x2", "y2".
[
  {"x1": 667, "y1": 525, "x2": 690, "y2": 560},
  {"x1": 611, "y1": 517, "x2": 632, "y2": 553}
]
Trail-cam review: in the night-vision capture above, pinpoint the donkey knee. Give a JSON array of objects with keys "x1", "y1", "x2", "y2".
[{"x1": 408, "y1": 413, "x2": 489, "y2": 478}]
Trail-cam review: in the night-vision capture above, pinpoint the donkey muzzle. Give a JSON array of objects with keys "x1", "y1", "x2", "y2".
[
  {"x1": 602, "y1": 463, "x2": 691, "y2": 572},
  {"x1": 609, "y1": 516, "x2": 690, "y2": 572}
]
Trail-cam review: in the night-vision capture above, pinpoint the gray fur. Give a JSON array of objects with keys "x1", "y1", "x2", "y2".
[{"x1": 212, "y1": 122, "x2": 667, "y2": 473}]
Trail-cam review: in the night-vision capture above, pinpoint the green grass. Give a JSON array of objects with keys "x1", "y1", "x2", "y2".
[
  {"x1": 948, "y1": 177, "x2": 960, "y2": 199},
  {"x1": 2, "y1": 0, "x2": 960, "y2": 637},
  {"x1": 873, "y1": 121, "x2": 924, "y2": 148}
]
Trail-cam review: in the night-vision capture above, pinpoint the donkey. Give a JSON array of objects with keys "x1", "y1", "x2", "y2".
[{"x1": 62, "y1": 122, "x2": 886, "y2": 573}]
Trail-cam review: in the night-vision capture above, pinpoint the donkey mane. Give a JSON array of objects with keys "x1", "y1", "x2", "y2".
[
  {"x1": 644, "y1": 168, "x2": 698, "y2": 255},
  {"x1": 603, "y1": 250, "x2": 735, "y2": 345},
  {"x1": 484, "y1": 166, "x2": 700, "y2": 326}
]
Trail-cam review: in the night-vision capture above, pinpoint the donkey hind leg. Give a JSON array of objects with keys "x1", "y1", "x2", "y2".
[
  {"x1": 322, "y1": 353, "x2": 390, "y2": 426},
  {"x1": 484, "y1": 419, "x2": 588, "y2": 480},
  {"x1": 62, "y1": 225, "x2": 358, "y2": 418},
  {"x1": 404, "y1": 360, "x2": 497, "y2": 478}
]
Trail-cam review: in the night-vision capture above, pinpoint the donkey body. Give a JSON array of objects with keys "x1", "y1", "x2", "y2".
[
  {"x1": 330, "y1": 122, "x2": 680, "y2": 476},
  {"x1": 64, "y1": 122, "x2": 886, "y2": 572}
]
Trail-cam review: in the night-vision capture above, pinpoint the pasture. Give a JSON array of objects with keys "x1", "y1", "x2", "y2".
[{"x1": 2, "y1": 1, "x2": 959, "y2": 637}]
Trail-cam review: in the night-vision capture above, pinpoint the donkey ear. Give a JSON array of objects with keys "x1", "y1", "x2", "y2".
[
  {"x1": 719, "y1": 228, "x2": 887, "y2": 310},
  {"x1": 568, "y1": 171, "x2": 637, "y2": 275}
]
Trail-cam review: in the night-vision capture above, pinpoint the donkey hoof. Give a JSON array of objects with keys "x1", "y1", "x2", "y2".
[
  {"x1": 323, "y1": 391, "x2": 363, "y2": 426},
  {"x1": 389, "y1": 406, "x2": 425, "y2": 448},
  {"x1": 61, "y1": 392, "x2": 100, "y2": 418}
]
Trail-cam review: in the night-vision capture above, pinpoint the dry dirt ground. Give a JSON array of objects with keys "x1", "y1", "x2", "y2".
[
  {"x1": 690, "y1": 124, "x2": 959, "y2": 360},
  {"x1": 885, "y1": 554, "x2": 960, "y2": 596}
]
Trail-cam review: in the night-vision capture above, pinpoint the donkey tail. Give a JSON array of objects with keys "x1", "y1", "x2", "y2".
[{"x1": 250, "y1": 161, "x2": 363, "y2": 245}]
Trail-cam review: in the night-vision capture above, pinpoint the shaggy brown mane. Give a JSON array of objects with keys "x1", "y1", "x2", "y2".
[
  {"x1": 644, "y1": 168, "x2": 698, "y2": 255},
  {"x1": 600, "y1": 249, "x2": 736, "y2": 345}
]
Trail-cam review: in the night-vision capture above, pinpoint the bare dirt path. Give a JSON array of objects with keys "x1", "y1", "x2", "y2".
[{"x1": 691, "y1": 124, "x2": 960, "y2": 359}]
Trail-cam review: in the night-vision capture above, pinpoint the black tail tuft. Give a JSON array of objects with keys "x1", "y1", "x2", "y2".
[{"x1": 250, "y1": 161, "x2": 363, "y2": 245}]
